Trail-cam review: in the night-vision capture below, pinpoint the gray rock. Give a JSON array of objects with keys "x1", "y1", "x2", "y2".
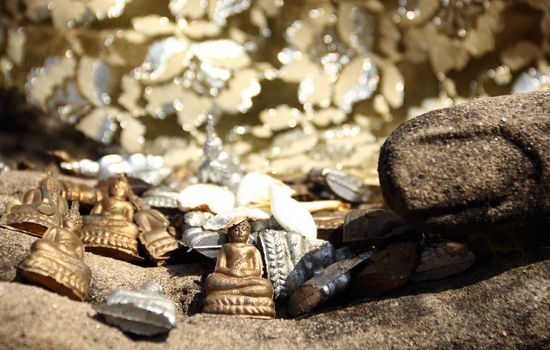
[{"x1": 378, "y1": 91, "x2": 550, "y2": 240}]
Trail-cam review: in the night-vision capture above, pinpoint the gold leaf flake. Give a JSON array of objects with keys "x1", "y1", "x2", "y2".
[
  {"x1": 169, "y1": 0, "x2": 207, "y2": 19},
  {"x1": 7, "y1": 28, "x2": 25, "y2": 65},
  {"x1": 181, "y1": 20, "x2": 222, "y2": 39},
  {"x1": 298, "y1": 73, "x2": 331, "y2": 107},
  {"x1": 311, "y1": 107, "x2": 346, "y2": 127},
  {"x1": 333, "y1": 56, "x2": 379, "y2": 112},
  {"x1": 76, "y1": 107, "x2": 120, "y2": 144},
  {"x1": 77, "y1": 56, "x2": 112, "y2": 106},
  {"x1": 259, "y1": 105, "x2": 303, "y2": 131},
  {"x1": 134, "y1": 37, "x2": 190, "y2": 84},
  {"x1": 119, "y1": 115, "x2": 146, "y2": 152},
  {"x1": 216, "y1": 68, "x2": 260, "y2": 113},
  {"x1": 380, "y1": 62, "x2": 404, "y2": 109},
  {"x1": 501, "y1": 41, "x2": 541, "y2": 72},
  {"x1": 118, "y1": 74, "x2": 144, "y2": 116},
  {"x1": 190, "y1": 40, "x2": 250, "y2": 69},
  {"x1": 132, "y1": 16, "x2": 177, "y2": 37},
  {"x1": 26, "y1": 55, "x2": 77, "y2": 109}
]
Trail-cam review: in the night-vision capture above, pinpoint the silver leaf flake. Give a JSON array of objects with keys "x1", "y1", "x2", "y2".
[
  {"x1": 212, "y1": 0, "x2": 252, "y2": 25},
  {"x1": 334, "y1": 56, "x2": 379, "y2": 112},
  {"x1": 77, "y1": 56, "x2": 112, "y2": 106},
  {"x1": 76, "y1": 107, "x2": 121, "y2": 144},
  {"x1": 134, "y1": 37, "x2": 190, "y2": 83},
  {"x1": 25, "y1": 55, "x2": 76, "y2": 109},
  {"x1": 190, "y1": 40, "x2": 250, "y2": 69}
]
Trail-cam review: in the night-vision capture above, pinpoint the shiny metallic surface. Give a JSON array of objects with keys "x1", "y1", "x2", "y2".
[
  {"x1": 287, "y1": 255, "x2": 370, "y2": 317},
  {"x1": 309, "y1": 167, "x2": 371, "y2": 203},
  {"x1": 197, "y1": 114, "x2": 244, "y2": 192},
  {"x1": 95, "y1": 281, "x2": 177, "y2": 336},
  {"x1": 258, "y1": 229, "x2": 335, "y2": 299},
  {"x1": 179, "y1": 226, "x2": 227, "y2": 258},
  {"x1": 142, "y1": 186, "x2": 180, "y2": 209}
]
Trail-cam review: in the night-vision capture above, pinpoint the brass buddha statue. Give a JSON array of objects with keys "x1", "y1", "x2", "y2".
[
  {"x1": 135, "y1": 204, "x2": 179, "y2": 264},
  {"x1": 203, "y1": 220, "x2": 276, "y2": 319},
  {"x1": 80, "y1": 175, "x2": 144, "y2": 262},
  {"x1": 2, "y1": 174, "x2": 68, "y2": 237},
  {"x1": 19, "y1": 202, "x2": 92, "y2": 301}
]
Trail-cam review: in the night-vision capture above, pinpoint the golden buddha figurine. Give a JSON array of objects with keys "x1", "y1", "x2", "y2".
[
  {"x1": 2, "y1": 174, "x2": 68, "y2": 237},
  {"x1": 135, "y1": 206, "x2": 179, "y2": 264},
  {"x1": 80, "y1": 174, "x2": 144, "y2": 262},
  {"x1": 19, "y1": 202, "x2": 92, "y2": 301},
  {"x1": 203, "y1": 220, "x2": 276, "y2": 319}
]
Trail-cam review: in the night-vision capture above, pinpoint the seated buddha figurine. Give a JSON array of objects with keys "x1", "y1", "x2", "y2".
[
  {"x1": 19, "y1": 202, "x2": 92, "y2": 301},
  {"x1": 80, "y1": 175, "x2": 143, "y2": 262},
  {"x1": 135, "y1": 206, "x2": 179, "y2": 264},
  {"x1": 2, "y1": 174, "x2": 68, "y2": 237},
  {"x1": 203, "y1": 220, "x2": 275, "y2": 319}
]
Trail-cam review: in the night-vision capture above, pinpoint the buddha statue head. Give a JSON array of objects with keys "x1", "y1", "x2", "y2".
[
  {"x1": 228, "y1": 220, "x2": 251, "y2": 244},
  {"x1": 64, "y1": 201, "x2": 83, "y2": 233},
  {"x1": 109, "y1": 175, "x2": 131, "y2": 200}
]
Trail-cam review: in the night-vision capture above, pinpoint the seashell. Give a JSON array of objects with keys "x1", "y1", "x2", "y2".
[
  {"x1": 308, "y1": 167, "x2": 372, "y2": 203},
  {"x1": 269, "y1": 183, "x2": 317, "y2": 240},
  {"x1": 202, "y1": 207, "x2": 271, "y2": 231},
  {"x1": 178, "y1": 184, "x2": 235, "y2": 214},
  {"x1": 410, "y1": 241, "x2": 474, "y2": 282},
  {"x1": 236, "y1": 172, "x2": 292, "y2": 206},
  {"x1": 95, "y1": 281, "x2": 176, "y2": 336},
  {"x1": 288, "y1": 254, "x2": 372, "y2": 317},
  {"x1": 343, "y1": 209, "x2": 419, "y2": 247},
  {"x1": 258, "y1": 229, "x2": 335, "y2": 299},
  {"x1": 180, "y1": 227, "x2": 227, "y2": 258}
]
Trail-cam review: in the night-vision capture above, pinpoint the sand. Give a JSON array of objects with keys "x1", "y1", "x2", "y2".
[{"x1": 0, "y1": 171, "x2": 549, "y2": 349}]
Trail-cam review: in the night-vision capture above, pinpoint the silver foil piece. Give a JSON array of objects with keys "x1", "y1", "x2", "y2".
[
  {"x1": 258, "y1": 229, "x2": 336, "y2": 300},
  {"x1": 179, "y1": 226, "x2": 227, "y2": 258},
  {"x1": 309, "y1": 167, "x2": 372, "y2": 203},
  {"x1": 184, "y1": 211, "x2": 215, "y2": 227},
  {"x1": 142, "y1": 186, "x2": 181, "y2": 209},
  {"x1": 288, "y1": 252, "x2": 373, "y2": 317},
  {"x1": 61, "y1": 153, "x2": 171, "y2": 186},
  {"x1": 95, "y1": 281, "x2": 177, "y2": 336},
  {"x1": 197, "y1": 114, "x2": 244, "y2": 192}
]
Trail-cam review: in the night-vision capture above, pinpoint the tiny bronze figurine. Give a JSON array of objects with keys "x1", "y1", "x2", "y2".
[
  {"x1": 2, "y1": 174, "x2": 68, "y2": 237},
  {"x1": 135, "y1": 205, "x2": 179, "y2": 264},
  {"x1": 80, "y1": 174, "x2": 144, "y2": 262},
  {"x1": 19, "y1": 202, "x2": 92, "y2": 301},
  {"x1": 203, "y1": 220, "x2": 276, "y2": 319}
]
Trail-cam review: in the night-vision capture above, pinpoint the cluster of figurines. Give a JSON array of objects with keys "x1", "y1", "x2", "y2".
[{"x1": 0, "y1": 118, "x2": 477, "y2": 334}]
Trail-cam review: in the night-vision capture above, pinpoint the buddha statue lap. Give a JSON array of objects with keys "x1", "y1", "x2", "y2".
[
  {"x1": 19, "y1": 202, "x2": 92, "y2": 301},
  {"x1": 203, "y1": 220, "x2": 275, "y2": 319},
  {"x1": 2, "y1": 174, "x2": 68, "y2": 237},
  {"x1": 80, "y1": 175, "x2": 143, "y2": 262}
]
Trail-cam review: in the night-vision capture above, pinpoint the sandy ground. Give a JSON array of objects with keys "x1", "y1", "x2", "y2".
[{"x1": 0, "y1": 171, "x2": 548, "y2": 349}]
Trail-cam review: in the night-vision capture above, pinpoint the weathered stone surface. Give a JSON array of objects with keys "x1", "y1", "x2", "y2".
[
  {"x1": 378, "y1": 91, "x2": 550, "y2": 239},
  {"x1": 1, "y1": 171, "x2": 549, "y2": 349}
]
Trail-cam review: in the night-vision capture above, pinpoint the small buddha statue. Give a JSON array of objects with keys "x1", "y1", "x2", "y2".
[
  {"x1": 19, "y1": 202, "x2": 92, "y2": 301},
  {"x1": 203, "y1": 220, "x2": 276, "y2": 319},
  {"x1": 2, "y1": 174, "x2": 68, "y2": 237},
  {"x1": 134, "y1": 202, "x2": 179, "y2": 264},
  {"x1": 80, "y1": 174, "x2": 143, "y2": 262}
]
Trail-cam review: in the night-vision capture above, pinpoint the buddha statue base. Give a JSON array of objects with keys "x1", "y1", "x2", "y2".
[
  {"x1": 19, "y1": 245, "x2": 91, "y2": 301},
  {"x1": 80, "y1": 213, "x2": 144, "y2": 262},
  {"x1": 139, "y1": 230, "x2": 179, "y2": 263},
  {"x1": 202, "y1": 220, "x2": 276, "y2": 319},
  {"x1": 203, "y1": 294, "x2": 276, "y2": 319},
  {"x1": 2, "y1": 208, "x2": 62, "y2": 237}
]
